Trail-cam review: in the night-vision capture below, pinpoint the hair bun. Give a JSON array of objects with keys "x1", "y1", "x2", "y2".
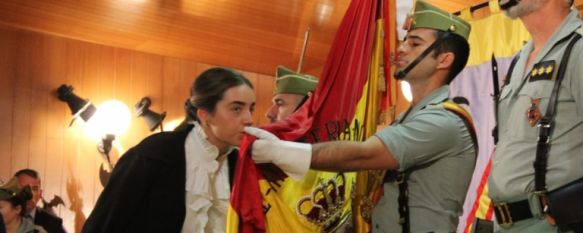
[{"x1": 184, "y1": 99, "x2": 198, "y2": 122}]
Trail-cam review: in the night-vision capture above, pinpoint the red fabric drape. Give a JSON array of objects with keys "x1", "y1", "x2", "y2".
[{"x1": 229, "y1": 0, "x2": 378, "y2": 231}]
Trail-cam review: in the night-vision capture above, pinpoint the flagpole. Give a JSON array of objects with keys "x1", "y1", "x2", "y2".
[{"x1": 297, "y1": 27, "x2": 311, "y2": 73}]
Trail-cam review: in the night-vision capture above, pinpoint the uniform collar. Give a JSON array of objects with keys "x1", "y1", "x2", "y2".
[
  {"x1": 519, "y1": 10, "x2": 582, "y2": 78},
  {"x1": 413, "y1": 85, "x2": 449, "y2": 111},
  {"x1": 400, "y1": 85, "x2": 449, "y2": 122}
]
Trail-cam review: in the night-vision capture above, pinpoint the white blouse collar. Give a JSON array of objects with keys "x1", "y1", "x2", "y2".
[
  {"x1": 182, "y1": 122, "x2": 234, "y2": 232},
  {"x1": 184, "y1": 122, "x2": 234, "y2": 197}
]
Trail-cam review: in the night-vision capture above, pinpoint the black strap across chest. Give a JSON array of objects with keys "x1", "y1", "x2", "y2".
[
  {"x1": 492, "y1": 54, "x2": 520, "y2": 144},
  {"x1": 534, "y1": 32, "x2": 582, "y2": 194}
]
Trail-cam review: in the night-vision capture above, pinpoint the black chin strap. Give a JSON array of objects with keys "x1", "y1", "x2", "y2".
[
  {"x1": 293, "y1": 95, "x2": 309, "y2": 112},
  {"x1": 394, "y1": 31, "x2": 452, "y2": 80},
  {"x1": 499, "y1": 0, "x2": 520, "y2": 10}
]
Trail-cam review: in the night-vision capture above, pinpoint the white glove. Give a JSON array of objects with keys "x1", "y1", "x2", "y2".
[{"x1": 244, "y1": 127, "x2": 312, "y2": 180}]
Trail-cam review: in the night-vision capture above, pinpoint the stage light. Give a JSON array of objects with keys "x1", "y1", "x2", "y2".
[
  {"x1": 56, "y1": 84, "x2": 96, "y2": 126},
  {"x1": 135, "y1": 97, "x2": 166, "y2": 132}
]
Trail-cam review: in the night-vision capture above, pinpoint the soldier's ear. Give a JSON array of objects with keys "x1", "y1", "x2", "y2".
[{"x1": 436, "y1": 52, "x2": 454, "y2": 70}]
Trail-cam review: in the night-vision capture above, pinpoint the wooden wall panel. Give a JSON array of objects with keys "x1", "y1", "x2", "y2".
[
  {"x1": 0, "y1": 29, "x2": 17, "y2": 182},
  {"x1": 0, "y1": 25, "x2": 276, "y2": 233},
  {"x1": 11, "y1": 31, "x2": 35, "y2": 173},
  {"x1": 160, "y1": 57, "x2": 193, "y2": 128},
  {"x1": 42, "y1": 35, "x2": 67, "y2": 214},
  {"x1": 0, "y1": 0, "x2": 348, "y2": 76},
  {"x1": 111, "y1": 50, "x2": 135, "y2": 161}
]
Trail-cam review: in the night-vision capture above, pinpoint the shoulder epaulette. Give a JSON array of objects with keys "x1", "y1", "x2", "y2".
[
  {"x1": 443, "y1": 100, "x2": 474, "y2": 127},
  {"x1": 442, "y1": 100, "x2": 479, "y2": 156}
]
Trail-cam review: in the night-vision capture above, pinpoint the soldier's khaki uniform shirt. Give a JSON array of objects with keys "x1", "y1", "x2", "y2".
[
  {"x1": 372, "y1": 86, "x2": 476, "y2": 233},
  {"x1": 489, "y1": 10, "x2": 583, "y2": 232}
]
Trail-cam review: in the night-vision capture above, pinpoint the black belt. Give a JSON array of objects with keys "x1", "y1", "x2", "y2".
[{"x1": 493, "y1": 199, "x2": 534, "y2": 225}]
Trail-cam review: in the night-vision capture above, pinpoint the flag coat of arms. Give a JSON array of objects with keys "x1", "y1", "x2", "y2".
[{"x1": 227, "y1": 0, "x2": 392, "y2": 232}]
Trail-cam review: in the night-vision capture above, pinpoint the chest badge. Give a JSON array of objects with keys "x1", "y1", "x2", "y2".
[
  {"x1": 526, "y1": 98, "x2": 542, "y2": 127},
  {"x1": 529, "y1": 60, "x2": 556, "y2": 82}
]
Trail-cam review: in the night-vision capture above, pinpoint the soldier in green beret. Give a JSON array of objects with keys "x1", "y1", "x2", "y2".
[
  {"x1": 245, "y1": 1, "x2": 476, "y2": 232},
  {"x1": 265, "y1": 66, "x2": 318, "y2": 123}
]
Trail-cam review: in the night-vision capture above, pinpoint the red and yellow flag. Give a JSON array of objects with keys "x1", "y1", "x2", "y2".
[{"x1": 227, "y1": 0, "x2": 392, "y2": 232}]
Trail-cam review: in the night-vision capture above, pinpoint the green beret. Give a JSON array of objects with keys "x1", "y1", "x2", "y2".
[
  {"x1": 274, "y1": 66, "x2": 319, "y2": 96},
  {"x1": 405, "y1": 0, "x2": 471, "y2": 40},
  {"x1": 0, "y1": 177, "x2": 21, "y2": 201}
]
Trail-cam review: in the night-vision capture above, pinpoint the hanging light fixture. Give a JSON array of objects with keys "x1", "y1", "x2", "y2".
[
  {"x1": 98, "y1": 134, "x2": 115, "y2": 187},
  {"x1": 135, "y1": 97, "x2": 166, "y2": 132},
  {"x1": 91, "y1": 100, "x2": 131, "y2": 187},
  {"x1": 56, "y1": 84, "x2": 96, "y2": 126},
  {"x1": 56, "y1": 85, "x2": 131, "y2": 187}
]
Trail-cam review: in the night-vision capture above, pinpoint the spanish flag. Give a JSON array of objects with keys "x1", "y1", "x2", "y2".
[
  {"x1": 227, "y1": 0, "x2": 390, "y2": 232},
  {"x1": 351, "y1": 0, "x2": 401, "y2": 231}
]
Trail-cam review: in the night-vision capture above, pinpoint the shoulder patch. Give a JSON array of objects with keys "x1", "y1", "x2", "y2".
[
  {"x1": 442, "y1": 101, "x2": 474, "y2": 126},
  {"x1": 578, "y1": 27, "x2": 583, "y2": 36}
]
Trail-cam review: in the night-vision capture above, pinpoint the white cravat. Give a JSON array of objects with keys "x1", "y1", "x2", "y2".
[{"x1": 181, "y1": 123, "x2": 233, "y2": 233}]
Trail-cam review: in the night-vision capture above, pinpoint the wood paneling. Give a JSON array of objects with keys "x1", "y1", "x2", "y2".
[
  {"x1": 0, "y1": 30, "x2": 16, "y2": 184},
  {"x1": 0, "y1": 25, "x2": 275, "y2": 232},
  {"x1": 0, "y1": 0, "x2": 581, "y2": 76},
  {"x1": 0, "y1": 0, "x2": 350, "y2": 76},
  {"x1": 1, "y1": 0, "x2": 582, "y2": 232}
]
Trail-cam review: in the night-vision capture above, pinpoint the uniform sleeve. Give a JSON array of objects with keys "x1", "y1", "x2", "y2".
[
  {"x1": 374, "y1": 109, "x2": 462, "y2": 171},
  {"x1": 81, "y1": 146, "x2": 165, "y2": 233}
]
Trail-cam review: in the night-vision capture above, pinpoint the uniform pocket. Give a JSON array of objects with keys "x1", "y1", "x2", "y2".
[
  {"x1": 518, "y1": 80, "x2": 554, "y2": 100},
  {"x1": 512, "y1": 81, "x2": 554, "y2": 140}
]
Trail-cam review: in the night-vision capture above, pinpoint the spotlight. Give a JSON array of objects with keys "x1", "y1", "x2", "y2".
[
  {"x1": 135, "y1": 97, "x2": 166, "y2": 131},
  {"x1": 88, "y1": 100, "x2": 131, "y2": 187},
  {"x1": 57, "y1": 84, "x2": 96, "y2": 126}
]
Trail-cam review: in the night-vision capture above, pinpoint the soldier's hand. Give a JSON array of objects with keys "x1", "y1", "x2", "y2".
[{"x1": 244, "y1": 127, "x2": 312, "y2": 180}]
